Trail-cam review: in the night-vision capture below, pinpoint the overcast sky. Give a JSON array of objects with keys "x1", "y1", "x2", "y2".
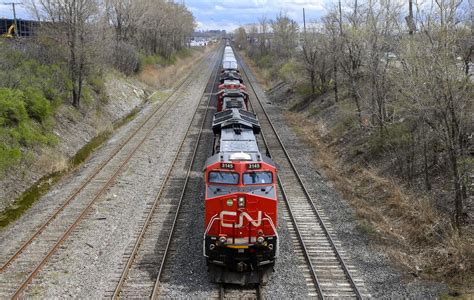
[
  {"x1": 187, "y1": 0, "x2": 330, "y2": 31},
  {"x1": 1, "y1": 0, "x2": 470, "y2": 32},
  {"x1": 0, "y1": 0, "x2": 331, "y2": 32}
]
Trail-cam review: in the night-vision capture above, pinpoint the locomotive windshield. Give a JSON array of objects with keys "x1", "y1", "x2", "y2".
[
  {"x1": 208, "y1": 171, "x2": 239, "y2": 184},
  {"x1": 243, "y1": 172, "x2": 273, "y2": 185}
]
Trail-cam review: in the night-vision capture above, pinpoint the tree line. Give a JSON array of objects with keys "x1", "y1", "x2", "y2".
[
  {"x1": 23, "y1": 0, "x2": 195, "y2": 107},
  {"x1": 0, "y1": 0, "x2": 195, "y2": 172},
  {"x1": 235, "y1": 0, "x2": 473, "y2": 232}
]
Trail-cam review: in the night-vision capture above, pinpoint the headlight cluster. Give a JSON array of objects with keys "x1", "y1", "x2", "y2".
[{"x1": 238, "y1": 196, "x2": 245, "y2": 208}]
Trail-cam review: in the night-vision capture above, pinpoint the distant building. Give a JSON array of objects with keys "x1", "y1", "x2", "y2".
[{"x1": 192, "y1": 29, "x2": 227, "y2": 40}]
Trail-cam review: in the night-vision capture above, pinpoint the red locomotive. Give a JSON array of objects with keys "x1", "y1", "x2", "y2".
[{"x1": 203, "y1": 46, "x2": 278, "y2": 284}]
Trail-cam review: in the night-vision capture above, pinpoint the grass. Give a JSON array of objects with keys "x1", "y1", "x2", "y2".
[
  {"x1": 0, "y1": 128, "x2": 112, "y2": 229},
  {"x1": 137, "y1": 47, "x2": 208, "y2": 89},
  {"x1": 148, "y1": 90, "x2": 170, "y2": 103},
  {"x1": 0, "y1": 170, "x2": 63, "y2": 228}
]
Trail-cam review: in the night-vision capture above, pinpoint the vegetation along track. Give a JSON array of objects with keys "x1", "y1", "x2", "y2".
[
  {"x1": 109, "y1": 46, "x2": 222, "y2": 299},
  {"x1": 0, "y1": 49, "x2": 217, "y2": 299},
  {"x1": 236, "y1": 49, "x2": 370, "y2": 299}
]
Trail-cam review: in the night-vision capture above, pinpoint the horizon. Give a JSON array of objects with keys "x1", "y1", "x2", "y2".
[{"x1": 0, "y1": 0, "x2": 471, "y2": 33}]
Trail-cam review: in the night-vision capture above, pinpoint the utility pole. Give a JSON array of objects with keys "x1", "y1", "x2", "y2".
[
  {"x1": 3, "y1": 2, "x2": 21, "y2": 37},
  {"x1": 406, "y1": 0, "x2": 415, "y2": 35},
  {"x1": 303, "y1": 7, "x2": 307, "y2": 47},
  {"x1": 303, "y1": 8, "x2": 307, "y2": 36}
]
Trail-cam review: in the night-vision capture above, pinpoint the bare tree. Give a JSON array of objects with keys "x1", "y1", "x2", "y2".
[
  {"x1": 364, "y1": 0, "x2": 402, "y2": 134},
  {"x1": 271, "y1": 11, "x2": 299, "y2": 59},
  {"x1": 30, "y1": 0, "x2": 99, "y2": 107},
  {"x1": 398, "y1": 0, "x2": 473, "y2": 231},
  {"x1": 337, "y1": 0, "x2": 365, "y2": 124},
  {"x1": 258, "y1": 15, "x2": 269, "y2": 56},
  {"x1": 300, "y1": 23, "x2": 332, "y2": 100},
  {"x1": 234, "y1": 27, "x2": 248, "y2": 49}
]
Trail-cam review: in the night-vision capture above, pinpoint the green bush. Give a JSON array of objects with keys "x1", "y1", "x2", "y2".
[
  {"x1": 257, "y1": 55, "x2": 273, "y2": 69},
  {"x1": 279, "y1": 61, "x2": 297, "y2": 81},
  {"x1": 295, "y1": 83, "x2": 313, "y2": 97},
  {"x1": 23, "y1": 88, "x2": 52, "y2": 123},
  {"x1": 0, "y1": 89, "x2": 29, "y2": 127},
  {"x1": 0, "y1": 48, "x2": 68, "y2": 107},
  {"x1": 0, "y1": 145, "x2": 21, "y2": 172},
  {"x1": 138, "y1": 53, "x2": 171, "y2": 70},
  {"x1": 88, "y1": 73, "x2": 106, "y2": 94},
  {"x1": 0, "y1": 87, "x2": 57, "y2": 172}
]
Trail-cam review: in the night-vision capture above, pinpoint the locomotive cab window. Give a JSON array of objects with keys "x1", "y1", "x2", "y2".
[
  {"x1": 243, "y1": 172, "x2": 273, "y2": 185},
  {"x1": 208, "y1": 171, "x2": 239, "y2": 184}
]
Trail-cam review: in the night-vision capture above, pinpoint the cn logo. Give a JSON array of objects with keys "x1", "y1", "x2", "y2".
[{"x1": 220, "y1": 211, "x2": 262, "y2": 228}]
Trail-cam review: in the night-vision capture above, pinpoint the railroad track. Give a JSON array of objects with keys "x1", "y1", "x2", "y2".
[
  {"x1": 109, "y1": 46, "x2": 222, "y2": 299},
  {"x1": 148, "y1": 54, "x2": 220, "y2": 298},
  {"x1": 0, "y1": 49, "x2": 219, "y2": 299},
  {"x1": 236, "y1": 50, "x2": 369, "y2": 299},
  {"x1": 219, "y1": 284, "x2": 261, "y2": 300}
]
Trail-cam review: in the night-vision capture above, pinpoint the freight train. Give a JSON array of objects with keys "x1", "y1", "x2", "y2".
[{"x1": 203, "y1": 45, "x2": 278, "y2": 285}]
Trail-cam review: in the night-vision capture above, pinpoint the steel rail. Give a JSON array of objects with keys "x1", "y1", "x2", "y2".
[
  {"x1": 149, "y1": 45, "x2": 222, "y2": 300},
  {"x1": 8, "y1": 51, "x2": 217, "y2": 299},
  {"x1": 243, "y1": 78, "x2": 325, "y2": 299},
  {"x1": 112, "y1": 47, "x2": 222, "y2": 299},
  {"x1": 0, "y1": 51, "x2": 210, "y2": 274},
  {"x1": 236, "y1": 50, "x2": 362, "y2": 299},
  {"x1": 277, "y1": 175, "x2": 325, "y2": 298}
]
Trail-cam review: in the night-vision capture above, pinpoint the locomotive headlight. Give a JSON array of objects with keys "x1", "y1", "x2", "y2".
[
  {"x1": 256, "y1": 236, "x2": 265, "y2": 244},
  {"x1": 238, "y1": 197, "x2": 245, "y2": 208},
  {"x1": 218, "y1": 236, "x2": 227, "y2": 244}
]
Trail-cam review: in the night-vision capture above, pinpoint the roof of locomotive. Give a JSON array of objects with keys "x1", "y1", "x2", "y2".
[
  {"x1": 212, "y1": 108, "x2": 259, "y2": 133},
  {"x1": 206, "y1": 108, "x2": 276, "y2": 168},
  {"x1": 204, "y1": 143, "x2": 276, "y2": 169}
]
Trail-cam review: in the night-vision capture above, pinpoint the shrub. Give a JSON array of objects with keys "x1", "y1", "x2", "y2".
[
  {"x1": 23, "y1": 88, "x2": 52, "y2": 123},
  {"x1": 257, "y1": 55, "x2": 273, "y2": 69},
  {"x1": 0, "y1": 46, "x2": 68, "y2": 106},
  {"x1": 0, "y1": 89, "x2": 28, "y2": 127},
  {"x1": 279, "y1": 61, "x2": 297, "y2": 82},
  {"x1": 368, "y1": 122, "x2": 412, "y2": 156},
  {"x1": 138, "y1": 53, "x2": 171, "y2": 71},
  {"x1": 0, "y1": 145, "x2": 21, "y2": 172},
  {"x1": 0, "y1": 87, "x2": 58, "y2": 172},
  {"x1": 112, "y1": 41, "x2": 139, "y2": 75}
]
